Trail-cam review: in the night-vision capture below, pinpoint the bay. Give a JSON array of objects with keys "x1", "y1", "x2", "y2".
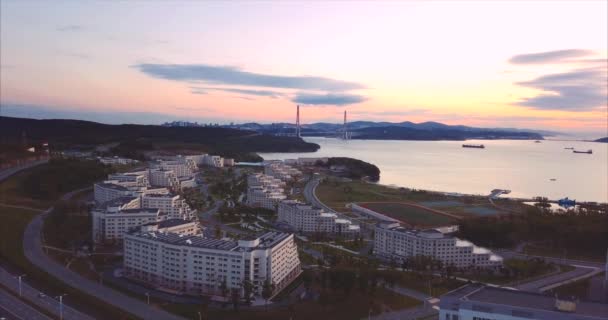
[{"x1": 259, "y1": 137, "x2": 608, "y2": 203}]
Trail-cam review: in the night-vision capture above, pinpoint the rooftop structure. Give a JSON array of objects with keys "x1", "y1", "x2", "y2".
[{"x1": 440, "y1": 284, "x2": 608, "y2": 320}]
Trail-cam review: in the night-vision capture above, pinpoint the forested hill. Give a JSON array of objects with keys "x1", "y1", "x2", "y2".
[
  {"x1": 594, "y1": 137, "x2": 608, "y2": 143},
  {"x1": 352, "y1": 126, "x2": 544, "y2": 141},
  {"x1": 0, "y1": 116, "x2": 319, "y2": 161}
]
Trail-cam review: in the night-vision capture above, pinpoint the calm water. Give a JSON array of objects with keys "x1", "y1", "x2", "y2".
[{"x1": 259, "y1": 137, "x2": 608, "y2": 203}]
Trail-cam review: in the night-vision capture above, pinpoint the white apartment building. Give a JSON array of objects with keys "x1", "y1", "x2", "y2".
[
  {"x1": 154, "y1": 159, "x2": 196, "y2": 178},
  {"x1": 247, "y1": 173, "x2": 286, "y2": 188},
  {"x1": 123, "y1": 231, "x2": 302, "y2": 297},
  {"x1": 93, "y1": 182, "x2": 132, "y2": 205},
  {"x1": 98, "y1": 156, "x2": 139, "y2": 165},
  {"x1": 223, "y1": 158, "x2": 235, "y2": 167},
  {"x1": 264, "y1": 162, "x2": 302, "y2": 182},
  {"x1": 141, "y1": 193, "x2": 196, "y2": 220},
  {"x1": 439, "y1": 284, "x2": 608, "y2": 320},
  {"x1": 374, "y1": 223, "x2": 503, "y2": 268},
  {"x1": 246, "y1": 186, "x2": 286, "y2": 210},
  {"x1": 141, "y1": 218, "x2": 201, "y2": 236},
  {"x1": 92, "y1": 196, "x2": 164, "y2": 243},
  {"x1": 107, "y1": 171, "x2": 149, "y2": 188},
  {"x1": 278, "y1": 200, "x2": 360, "y2": 236},
  {"x1": 148, "y1": 168, "x2": 180, "y2": 190},
  {"x1": 178, "y1": 176, "x2": 197, "y2": 189}
]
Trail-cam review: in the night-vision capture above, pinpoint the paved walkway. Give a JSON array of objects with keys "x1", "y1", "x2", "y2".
[{"x1": 0, "y1": 287, "x2": 51, "y2": 320}]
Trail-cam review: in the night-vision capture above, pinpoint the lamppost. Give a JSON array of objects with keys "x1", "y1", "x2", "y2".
[
  {"x1": 16, "y1": 274, "x2": 26, "y2": 297},
  {"x1": 197, "y1": 311, "x2": 202, "y2": 320},
  {"x1": 145, "y1": 292, "x2": 150, "y2": 305},
  {"x1": 57, "y1": 294, "x2": 67, "y2": 320}
]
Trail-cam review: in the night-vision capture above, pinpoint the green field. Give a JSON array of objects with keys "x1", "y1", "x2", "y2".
[{"x1": 360, "y1": 202, "x2": 455, "y2": 227}]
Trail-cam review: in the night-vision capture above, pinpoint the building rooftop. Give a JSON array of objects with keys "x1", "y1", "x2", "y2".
[
  {"x1": 142, "y1": 218, "x2": 193, "y2": 229},
  {"x1": 96, "y1": 182, "x2": 129, "y2": 191},
  {"x1": 442, "y1": 284, "x2": 608, "y2": 319},
  {"x1": 129, "y1": 230, "x2": 291, "y2": 252},
  {"x1": 120, "y1": 208, "x2": 161, "y2": 215}
]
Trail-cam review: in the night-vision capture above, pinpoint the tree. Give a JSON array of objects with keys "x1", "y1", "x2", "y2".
[
  {"x1": 214, "y1": 225, "x2": 222, "y2": 239},
  {"x1": 261, "y1": 280, "x2": 275, "y2": 309},
  {"x1": 219, "y1": 279, "x2": 229, "y2": 308},
  {"x1": 242, "y1": 280, "x2": 254, "y2": 305},
  {"x1": 231, "y1": 288, "x2": 240, "y2": 311}
]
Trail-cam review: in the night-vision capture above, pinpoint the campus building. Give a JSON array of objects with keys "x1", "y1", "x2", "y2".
[
  {"x1": 123, "y1": 229, "x2": 302, "y2": 297},
  {"x1": 148, "y1": 168, "x2": 180, "y2": 190},
  {"x1": 278, "y1": 200, "x2": 360, "y2": 236},
  {"x1": 141, "y1": 193, "x2": 196, "y2": 220},
  {"x1": 439, "y1": 284, "x2": 608, "y2": 320},
  {"x1": 92, "y1": 197, "x2": 164, "y2": 243},
  {"x1": 98, "y1": 156, "x2": 139, "y2": 165},
  {"x1": 246, "y1": 186, "x2": 286, "y2": 210},
  {"x1": 93, "y1": 182, "x2": 132, "y2": 205},
  {"x1": 374, "y1": 223, "x2": 503, "y2": 268},
  {"x1": 264, "y1": 162, "x2": 302, "y2": 182}
]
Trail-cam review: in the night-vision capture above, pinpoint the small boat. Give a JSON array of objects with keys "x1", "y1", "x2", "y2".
[
  {"x1": 564, "y1": 147, "x2": 574, "y2": 150},
  {"x1": 558, "y1": 197, "x2": 576, "y2": 207},
  {"x1": 534, "y1": 140, "x2": 541, "y2": 143},
  {"x1": 462, "y1": 144, "x2": 485, "y2": 149},
  {"x1": 550, "y1": 178, "x2": 556, "y2": 181},
  {"x1": 573, "y1": 149, "x2": 592, "y2": 154}
]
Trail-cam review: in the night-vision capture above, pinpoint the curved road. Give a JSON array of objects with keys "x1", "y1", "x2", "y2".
[{"x1": 23, "y1": 195, "x2": 186, "y2": 320}]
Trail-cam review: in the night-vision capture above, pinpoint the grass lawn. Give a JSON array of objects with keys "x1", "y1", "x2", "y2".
[
  {"x1": 0, "y1": 169, "x2": 54, "y2": 209},
  {"x1": 523, "y1": 244, "x2": 605, "y2": 262},
  {"x1": 360, "y1": 202, "x2": 455, "y2": 227},
  {"x1": 377, "y1": 270, "x2": 465, "y2": 296}
]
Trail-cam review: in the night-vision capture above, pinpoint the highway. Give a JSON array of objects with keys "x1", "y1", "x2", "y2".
[{"x1": 0, "y1": 287, "x2": 51, "y2": 320}]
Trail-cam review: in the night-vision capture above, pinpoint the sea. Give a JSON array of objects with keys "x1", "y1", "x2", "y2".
[{"x1": 258, "y1": 137, "x2": 608, "y2": 203}]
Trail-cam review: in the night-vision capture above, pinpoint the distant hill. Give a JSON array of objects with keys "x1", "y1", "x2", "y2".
[
  {"x1": 595, "y1": 137, "x2": 608, "y2": 143},
  {"x1": 219, "y1": 120, "x2": 549, "y2": 141},
  {"x1": 0, "y1": 117, "x2": 319, "y2": 161},
  {"x1": 351, "y1": 126, "x2": 543, "y2": 141}
]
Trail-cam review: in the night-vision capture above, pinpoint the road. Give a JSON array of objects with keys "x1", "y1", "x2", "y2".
[
  {"x1": 0, "y1": 160, "x2": 48, "y2": 181},
  {"x1": 303, "y1": 177, "x2": 336, "y2": 213},
  {"x1": 23, "y1": 205, "x2": 186, "y2": 320},
  {"x1": 0, "y1": 287, "x2": 51, "y2": 320}
]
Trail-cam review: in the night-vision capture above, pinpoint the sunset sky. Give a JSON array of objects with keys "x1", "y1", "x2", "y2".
[{"x1": 1, "y1": 1, "x2": 607, "y2": 134}]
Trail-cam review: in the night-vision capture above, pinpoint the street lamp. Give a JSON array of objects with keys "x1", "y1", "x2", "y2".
[
  {"x1": 16, "y1": 274, "x2": 26, "y2": 297},
  {"x1": 57, "y1": 294, "x2": 67, "y2": 320},
  {"x1": 145, "y1": 292, "x2": 150, "y2": 305},
  {"x1": 197, "y1": 311, "x2": 202, "y2": 320}
]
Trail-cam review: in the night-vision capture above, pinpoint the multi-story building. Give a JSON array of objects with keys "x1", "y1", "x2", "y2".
[
  {"x1": 264, "y1": 162, "x2": 301, "y2": 182},
  {"x1": 248, "y1": 173, "x2": 286, "y2": 188},
  {"x1": 246, "y1": 185, "x2": 286, "y2": 210},
  {"x1": 98, "y1": 156, "x2": 139, "y2": 165},
  {"x1": 92, "y1": 196, "x2": 164, "y2": 243},
  {"x1": 148, "y1": 168, "x2": 180, "y2": 190},
  {"x1": 439, "y1": 284, "x2": 608, "y2": 320},
  {"x1": 178, "y1": 176, "x2": 197, "y2": 189},
  {"x1": 140, "y1": 218, "x2": 201, "y2": 236},
  {"x1": 93, "y1": 182, "x2": 132, "y2": 205},
  {"x1": 141, "y1": 193, "x2": 196, "y2": 220},
  {"x1": 123, "y1": 230, "x2": 301, "y2": 298},
  {"x1": 223, "y1": 158, "x2": 235, "y2": 167},
  {"x1": 107, "y1": 171, "x2": 149, "y2": 188},
  {"x1": 278, "y1": 200, "x2": 360, "y2": 236},
  {"x1": 155, "y1": 160, "x2": 195, "y2": 178},
  {"x1": 374, "y1": 223, "x2": 503, "y2": 268}
]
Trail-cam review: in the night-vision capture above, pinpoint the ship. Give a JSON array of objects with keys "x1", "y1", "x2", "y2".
[
  {"x1": 564, "y1": 147, "x2": 574, "y2": 150},
  {"x1": 534, "y1": 140, "x2": 541, "y2": 143},
  {"x1": 462, "y1": 144, "x2": 485, "y2": 149},
  {"x1": 573, "y1": 149, "x2": 592, "y2": 154},
  {"x1": 558, "y1": 197, "x2": 576, "y2": 207}
]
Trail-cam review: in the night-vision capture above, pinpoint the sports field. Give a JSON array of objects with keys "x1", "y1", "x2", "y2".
[{"x1": 357, "y1": 202, "x2": 456, "y2": 227}]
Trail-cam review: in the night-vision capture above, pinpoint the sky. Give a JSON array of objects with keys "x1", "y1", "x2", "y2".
[{"x1": 1, "y1": 1, "x2": 607, "y2": 135}]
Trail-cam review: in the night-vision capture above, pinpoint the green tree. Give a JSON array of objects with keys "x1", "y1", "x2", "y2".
[{"x1": 261, "y1": 280, "x2": 275, "y2": 309}]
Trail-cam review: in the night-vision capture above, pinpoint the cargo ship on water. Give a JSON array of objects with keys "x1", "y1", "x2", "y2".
[
  {"x1": 462, "y1": 144, "x2": 485, "y2": 149},
  {"x1": 573, "y1": 149, "x2": 592, "y2": 154}
]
